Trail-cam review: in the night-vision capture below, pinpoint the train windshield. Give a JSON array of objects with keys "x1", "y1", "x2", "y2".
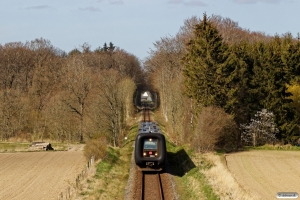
[{"x1": 143, "y1": 139, "x2": 157, "y2": 150}]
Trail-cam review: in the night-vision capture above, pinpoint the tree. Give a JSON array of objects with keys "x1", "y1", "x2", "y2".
[
  {"x1": 181, "y1": 13, "x2": 229, "y2": 110},
  {"x1": 241, "y1": 109, "x2": 278, "y2": 147},
  {"x1": 103, "y1": 43, "x2": 108, "y2": 52},
  {"x1": 62, "y1": 56, "x2": 92, "y2": 142},
  {"x1": 0, "y1": 89, "x2": 26, "y2": 141},
  {"x1": 81, "y1": 43, "x2": 91, "y2": 54},
  {"x1": 93, "y1": 69, "x2": 122, "y2": 147},
  {"x1": 0, "y1": 42, "x2": 35, "y2": 92},
  {"x1": 0, "y1": 38, "x2": 142, "y2": 143},
  {"x1": 68, "y1": 48, "x2": 81, "y2": 56},
  {"x1": 246, "y1": 36, "x2": 299, "y2": 142},
  {"x1": 109, "y1": 42, "x2": 115, "y2": 52},
  {"x1": 287, "y1": 82, "x2": 300, "y2": 118},
  {"x1": 25, "y1": 38, "x2": 64, "y2": 140},
  {"x1": 145, "y1": 17, "x2": 204, "y2": 144}
]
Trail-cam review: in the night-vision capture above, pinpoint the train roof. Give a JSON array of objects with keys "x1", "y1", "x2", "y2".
[{"x1": 138, "y1": 122, "x2": 161, "y2": 134}]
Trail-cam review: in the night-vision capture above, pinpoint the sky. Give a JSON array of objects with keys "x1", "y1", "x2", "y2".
[{"x1": 0, "y1": 0, "x2": 299, "y2": 61}]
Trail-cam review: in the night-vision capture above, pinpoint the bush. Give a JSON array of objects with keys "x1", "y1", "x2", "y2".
[
  {"x1": 192, "y1": 106, "x2": 239, "y2": 152},
  {"x1": 84, "y1": 137, "x2": 107, "y2": 161}
]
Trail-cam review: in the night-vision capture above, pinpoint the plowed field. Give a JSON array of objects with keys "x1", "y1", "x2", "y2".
[
  {"x1": 226, "y1": 150, "x2": 300, "y2": 199},
  {"x1": 0, "y1": 150, "x2": 85, "y2": 200}
]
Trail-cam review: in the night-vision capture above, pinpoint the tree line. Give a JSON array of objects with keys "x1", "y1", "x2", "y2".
[
  {"x1": 146, "y1": 14, "x2": 300, "y2": 150},
  {"x1": 0, "y1": 38, "x2": 145, "y2": 147}
]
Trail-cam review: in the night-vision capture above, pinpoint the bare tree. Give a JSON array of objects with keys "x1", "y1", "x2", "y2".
[
  {"x1": 30, "y1": 62, "x2": 63, "y2": 140},
  {"x1": 62, "y1": 56, "x2": 92, "y2": 142},
  {"x1": 90, "y1": 69, "x2": 136, "y2": 147},
  {"x1": 94, "y1": 69, "x2": 122, "y2": 146},
  {"x1": 145, "y1": 32, "x2": 194, "y2": 144},
  {"x1": 0, "y1": 42, "x2": 35, "y2": 91},
  {"x1": 0, "y1": 39, "x2": 141, "y2": 143},
  {"x1": 0, "y1": 89, "x2": 26, "y2": 141}
]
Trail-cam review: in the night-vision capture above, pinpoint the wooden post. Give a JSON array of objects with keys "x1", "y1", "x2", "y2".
[{"x1": 67, "y1": 186, "x2": 70, "y2": 199}]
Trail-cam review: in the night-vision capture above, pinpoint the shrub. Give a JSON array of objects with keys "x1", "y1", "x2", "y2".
[
  {"x1": 192, "y1": 106, "x2": 239, "y2": 152},
  {"x1": 84, "y1": 137, "x2": 107, "y2": 161}
]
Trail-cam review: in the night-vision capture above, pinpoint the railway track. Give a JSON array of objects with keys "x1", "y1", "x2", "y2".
[
  {"x1": 143, "y1": 107, "x2": 151, "y2": 122},
  {"x1": 126, "y1": 106, "x2": 175, "y2": 200},
  {"x1": 139, "y1": 107, "x2": 165, "y2": 200},
  {"x1": 140, "y1": 172, "x2": 164, "y2": 200}
]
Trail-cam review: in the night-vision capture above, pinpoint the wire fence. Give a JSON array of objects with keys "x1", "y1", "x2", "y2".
[{"x1": 58, "y1": 156, "x2": 95, "y2": 200}]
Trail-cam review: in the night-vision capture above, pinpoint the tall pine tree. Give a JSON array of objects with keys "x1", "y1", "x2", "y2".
[
  {"x1": 248, "y1": 36, "x2": 299, "y2": 142},
  {"x1": 182, "y1": 13, "x2": 229, "y2": 110},
  {"x1": 182, "y1": 13, "x2": 244, "y2": 114}
]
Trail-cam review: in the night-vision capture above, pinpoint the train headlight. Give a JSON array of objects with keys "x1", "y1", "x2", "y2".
[
  {"x1": 149, "y1": 138, "x2": 152, "y2": 141},
  {"x1": 143, "y1": 152, "x2": 146, "y2": 156},
  {"x1": 155, "y1": 152, "x2": 158, "y2": 156}
]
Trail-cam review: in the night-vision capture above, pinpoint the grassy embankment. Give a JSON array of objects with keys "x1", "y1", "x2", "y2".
[
  {"x1": 154, "y1": 111, "x2": 219, "y2": 200},
  {"x1": 76, "y1": 109, "x2": 300, "y2": 199},
  {"x1": 75, "y1": 123, "x2": 137, "y2": 200},
  {"x1": 75, "y1": 110, "x2": 221, "y2": 200}
]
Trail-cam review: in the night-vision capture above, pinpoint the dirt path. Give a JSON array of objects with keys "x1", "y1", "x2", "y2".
[
  {"x1": 0, "y1": 151, "x2": 85, "y2": 200},
  {"x1": 226, "y1": 150, "x2": 300, "y2": 199}
]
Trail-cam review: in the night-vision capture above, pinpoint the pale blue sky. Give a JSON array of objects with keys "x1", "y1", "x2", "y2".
[{"x1": 0, "y1": 0, "x2": 299, "y2": 61}]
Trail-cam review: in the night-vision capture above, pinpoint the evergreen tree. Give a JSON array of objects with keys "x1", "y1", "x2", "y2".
[
  {"x1": 246, "y1": 36, "x2": 299, "y2": 142},
  {"x1": 249, "y1": 42, "x2": 269, "y2": 111},
  {"x1": 109, "y1": 42, "x2": 115, "y2": 52},
  {"x1": 181, "y1": 13, "x2": 229, "y2": 110},
  {"x1": 103, "y1": 43, "x2": 108, "y2": 52},
  {"x1": 225, "y1": 42, "x2": 255, "y2": 124},
  {"x1": 282, "y1": 33, "x2": 300, "y2": 82},
  {"x1": 263, "y1": 36, "x2": 296, "y2": 140}
]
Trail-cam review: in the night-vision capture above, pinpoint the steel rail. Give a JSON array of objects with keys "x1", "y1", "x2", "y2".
[
  {"x1": 156, "y1": 173, "x2": 164, "y2": 200},
  {"x1": 143, "y1": 107, "x2": 150, "y2": 122},
  {"x1": 140, "y1": 172, "x2": 145, "y2": 200}
]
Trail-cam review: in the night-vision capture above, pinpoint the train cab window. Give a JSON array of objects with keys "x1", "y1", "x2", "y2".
[{"x1": 143, "y1": 139, "x2": 157, "y2": 150}]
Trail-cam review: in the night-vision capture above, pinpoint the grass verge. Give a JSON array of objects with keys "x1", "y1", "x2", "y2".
[
  {"x1": 243, "y1": 144, "x2": 300, "y2": 151},
  {"x1": 0, "y1": 142, "x2": 30, "y2": 152},
  {"x1": 75, "y1": 123, "x2": 138, "y2": 200},
  {"x1": 0, "y1": 142, "x2": 72, "y2": 152},
  {"x1": 203, "y1": 153, "x2": 256, "y2": 199},
  {"x1": 166, "y1": 141, "x2": 219, "y2": 200},
  {"x1": 77, "y1": 146, "x2": 132, "y2": 200},
  {"x1": 152, "y1": 110, "x2": 219, "y2": 199}
]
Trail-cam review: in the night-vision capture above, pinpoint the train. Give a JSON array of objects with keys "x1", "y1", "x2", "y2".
[{"x1": 134, "y1": 122, "x2": 166, "y2": 171}]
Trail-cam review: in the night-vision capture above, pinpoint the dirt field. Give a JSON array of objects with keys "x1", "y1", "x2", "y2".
[
  {"x1": 226, "y1": 150, "x2": 300, "y2": 199},
  {"x1": 0, "y1": 150, "x2": 86, "y2": 200}
]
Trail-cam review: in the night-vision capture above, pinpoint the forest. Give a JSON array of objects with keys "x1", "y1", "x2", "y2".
[
  {"x1": 0, "y1": 39, "x2": 145, "y2": 149},
  {"x1": 1, "y1": 13, "x2": 300, "y2": 152},
  {"x1": 145, "y1": 13, "x2": 300, "y2": 151}
]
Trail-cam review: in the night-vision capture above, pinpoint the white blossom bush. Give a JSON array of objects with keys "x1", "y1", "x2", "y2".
[{"x1": 240, "y1": 109, "x2": 278, "y2": 147}]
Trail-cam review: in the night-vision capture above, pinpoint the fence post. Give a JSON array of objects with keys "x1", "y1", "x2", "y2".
[
  {"x1": 58, "y1": 192, "x2": 63, "y2": 200},
  {"x1": 67, "y1": 186, "x2": 70, "y2": 199},
  {"x1": 58, "y1": 155, "x2": 95, "y2": 199},
  {"x1": 76, "y1": 176, "x2": 79, "y2": 188}
]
